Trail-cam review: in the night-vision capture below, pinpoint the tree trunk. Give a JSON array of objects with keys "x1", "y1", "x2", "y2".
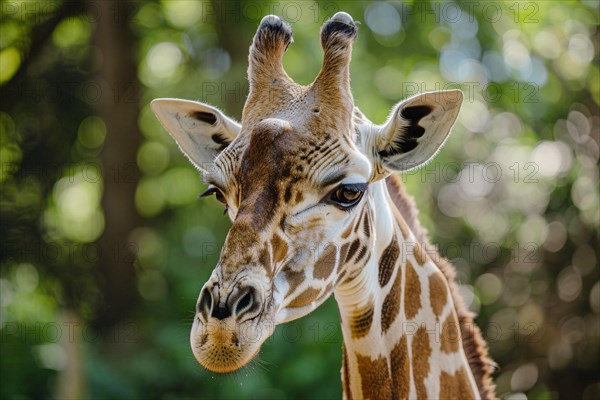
[
  {"x1": 90, "y1": 0, "x2": 141, "y2": 331},
  {"x1": 210, "y1": 0, "x2": 252, "y2": 119}
]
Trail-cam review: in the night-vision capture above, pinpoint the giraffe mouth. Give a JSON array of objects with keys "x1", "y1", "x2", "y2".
[
  {"x1": 190, "y1": 315, "x2": 275, "y2": 373},
  {"x1": 195, "y1": 341, "x2": 260, "y2": 374}
]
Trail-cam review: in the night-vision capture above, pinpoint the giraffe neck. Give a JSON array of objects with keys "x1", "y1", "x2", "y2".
[{"x1": 333, "y1": 177, "x2": 483, "y2": 400}]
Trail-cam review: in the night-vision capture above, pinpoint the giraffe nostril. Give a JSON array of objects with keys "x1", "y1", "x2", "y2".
[
  {"x1": 234, "y1": 289, "x2": 254, "y2": 317},
  {"x1": 198, "y1": 287, "x2": 213, "y2": 320},
  {"x1": 211, "y1": 304, "x2": 231, "y2": 320}
]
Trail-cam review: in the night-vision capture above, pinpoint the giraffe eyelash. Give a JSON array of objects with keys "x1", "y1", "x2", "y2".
[{"x1": 198, "y1": 186, "x2": 229, "y2": 215}]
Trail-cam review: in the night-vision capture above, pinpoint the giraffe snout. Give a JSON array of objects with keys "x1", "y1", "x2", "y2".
[
  {"x1": 197, "y1": 280, "x2": 262, "y2": 323},
  {"x1": 191, "y1": 277, "x2": 274, "y2": 374}
]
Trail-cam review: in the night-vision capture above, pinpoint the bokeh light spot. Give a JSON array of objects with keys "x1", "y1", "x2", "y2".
[
  {"x1": 78, "y1": 116, "x2": 106, "y2": 149},
  {"x1": 557, "y1": 266, "x2": 582, "y2": 302},
  {"x1": 15, "y1": 263, "x2": 38, "y2": 294},
  {"x1": 475, "y1": 273, "x2": 503, "y2": 305},
  {"x1": 365, "y1": 3, "x2": 401, "y2": 36},
  {"x1": 162, "y1": 0, "x2": 203, "y2": 28},
  {"x1": 0, "y1": 47, "x2": 21, "y2": 84},
  {"x1": 52, "y1": 17, "x2": 91, "y2": 48},
  {"x1": 511, "y1": 363, "x2": 539, "y2": 392},
  {"x1": 137, "y1": 141, "x2": 170, "y2": 175},
  {"x1": 146, "y1": 42, "x2": 183, "y2": 79}
]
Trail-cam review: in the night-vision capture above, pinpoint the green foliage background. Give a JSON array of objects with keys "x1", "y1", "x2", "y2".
[{"x1": 1, "y1": 1, "x2": 598, "y2": 399}]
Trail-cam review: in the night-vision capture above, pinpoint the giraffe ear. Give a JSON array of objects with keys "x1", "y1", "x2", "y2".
[
  {"x1": 151, "y1": 98, "x2": 241, "y2": 171},
  {"x1": 374, "y1": 90, "x2": 463, "y2": 172}
]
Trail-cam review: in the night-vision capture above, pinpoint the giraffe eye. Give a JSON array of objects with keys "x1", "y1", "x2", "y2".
[
  {"x1": 330, "y1": 183, "x2": 367, "y2": 208},
  {"x1": 199, "y1": 186, "x2": 229, "y2": 215},
  {"x1": 198, "y1": 186, "x2": 227, "y2": 205}
]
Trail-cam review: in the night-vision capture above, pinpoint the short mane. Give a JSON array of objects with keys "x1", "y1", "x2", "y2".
[{"x1": 385, "y1": 174, "x2": 497, "y2": 400}]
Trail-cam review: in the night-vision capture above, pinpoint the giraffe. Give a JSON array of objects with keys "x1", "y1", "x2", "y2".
[{"x1": 151, "y1": 12, "x2": 496, "y2": 399}]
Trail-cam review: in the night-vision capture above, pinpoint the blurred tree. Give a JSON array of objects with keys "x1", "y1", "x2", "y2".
[
  {"x1": 89, "y1": 0, "x2": 141, "y2": 332},
  {"x1": 209, "y1": 0, "x2": 252, "y2": 117}
]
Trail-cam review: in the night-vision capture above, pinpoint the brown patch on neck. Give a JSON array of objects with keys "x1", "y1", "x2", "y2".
[
  {"x1": 439, "y1": 367, "x2": 475, "y2": 400},
  {"x1": 441, "y1": 309, "x2": 461, "y2": 353},
  {"x1": 428, "y1": 271, "x2": 448, "y2": 319},
  {"x1": 390, "y1": 335, "x2": 410, "y2": 400},
  {"x1": 378, "y1": 233, "x2": 399, "y2": 287},
  {"x1": 313, "y1": 244, "x2": 337, "y2": 280},
  {"x1": 404, "y1": 260, "x2": 422, "y2": 320},
  {"x1": 381, "y1": 267, "x2": 402, "y2": 334},
  {"x1": 411, "y1": 326, "x2": 431, "y2": 400},
  {"x1": 413, "y1": 242, "x2": 427, "y2": 266},
  {"x1": 355, "y1": 353, "x2": 392, "y2": 400},
  {"x1": 385, "y1": 174, "x2": 497, "y2": 399},
  {"x1": 350, "y1": 301, "x2": 374, "y2": 339},
  {"x1": 342, "y1": 345, "x2": 353, "y2": 400}
]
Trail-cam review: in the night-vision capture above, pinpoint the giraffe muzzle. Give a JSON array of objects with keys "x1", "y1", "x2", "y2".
[
  {"x1": 191, "y1": 277, "x2": 275, "y2": 373},
  {"x1": 197, "y1": 280, "x2": 262, "y2": 323}
]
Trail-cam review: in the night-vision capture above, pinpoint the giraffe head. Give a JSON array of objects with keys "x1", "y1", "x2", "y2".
[{"x1": 151, "y1": 13, "x2": 463, "y2": 373}]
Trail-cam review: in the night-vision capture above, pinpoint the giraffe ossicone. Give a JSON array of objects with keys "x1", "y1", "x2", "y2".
[{"x1": 152, "y1": 12, "x2": 496, "y2": 399}]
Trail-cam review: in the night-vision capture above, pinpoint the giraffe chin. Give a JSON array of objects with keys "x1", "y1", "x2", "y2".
[
  {"x1": 195, "y1": 344, "x2": 260, "y2": 374},
  {"x1": 190, "y1": 317, "x2": 274, "y2": 374}
]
